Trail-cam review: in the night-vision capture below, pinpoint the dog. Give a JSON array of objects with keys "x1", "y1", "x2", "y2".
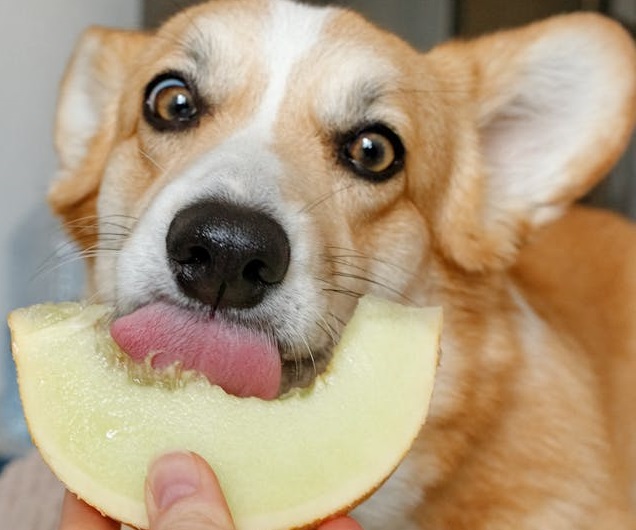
[{"x1": 48, "y1": 0, "x2": 636, "y2": 528}]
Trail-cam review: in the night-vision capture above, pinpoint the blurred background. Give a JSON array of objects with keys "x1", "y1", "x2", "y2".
[{"x1": 0, "y1": 0, "x2": 634, "y2": 466}]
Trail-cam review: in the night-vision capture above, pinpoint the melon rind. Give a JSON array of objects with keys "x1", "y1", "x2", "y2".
[{"x1": 9, "y1": 296, "x2": 442, "y2": 530}]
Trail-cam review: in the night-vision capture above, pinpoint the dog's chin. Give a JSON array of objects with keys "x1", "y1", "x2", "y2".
[{"x1": 279, "y1": 346, "x2": 333, "y2": 395}]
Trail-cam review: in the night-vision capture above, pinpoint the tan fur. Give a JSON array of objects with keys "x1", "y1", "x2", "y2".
[
  {"x1": 50, "y1": 1, "x2": 636, "y2": 527},
  {"x1": 514, "y1": 207, "x2": 636, "y2": 505}
]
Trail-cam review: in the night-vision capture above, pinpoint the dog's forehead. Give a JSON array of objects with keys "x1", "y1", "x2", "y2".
[
  {"x1": 177, "y1": 0, "x2": 331, "y2": 75},
  {"x1": 158, "y1": 0, "x2": 404, "y2": 132}
]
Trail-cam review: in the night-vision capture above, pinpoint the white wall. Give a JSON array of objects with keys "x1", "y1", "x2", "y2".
[{"x1": 0, "y1": 0, "x2": 141, "y2": 458}]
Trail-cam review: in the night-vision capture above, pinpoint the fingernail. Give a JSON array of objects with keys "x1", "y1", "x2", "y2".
[{"x1": 148, "y1": 451, "x2": 201, "y2": 511}]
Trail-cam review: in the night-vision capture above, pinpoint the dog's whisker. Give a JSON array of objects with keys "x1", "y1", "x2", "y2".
[
  {"x1": 320, "y1": 248, "x2": 414, "y2": 296},
  {"x1": 324, "y1": 246, "x2": 388, "y2": 263},
  {"x1": 317, "y1": 265, "x2": 414, "y2": 304},
  {"x1": 310, "y1": 305, "x2": 341, "y2": 348},
  {"x1": 30, "y1": 250, "x2": 120, "y2": 283},
  {"x1": 327, "y1": 311, "x2": 347, "y2": 330},
  {"x1": 65, "y1": 230, "x2": 130, "y2": 240},
  {"x1": 35, "y1": 238, "x2": 85, "y2": 274},
  {"x1": 292, "y1": 345, "x2": 301, "y2": 383},
  {"x1": 332, "y1": 271, "x2": 415, "y2": 304},
  {"x1": 299, "y1": 335, "x2": 317, "y2": 381},
  {"x1": 66, "y1": 236, "x2": 129, "y2": 252},
  {"x1": 315, "y1": 275, "x2": 363, "y2": 293},
  {"x1": 396, "y1": 87, "x2": 472, "y2": 97},
  {"x1": 96, "y1": 235, "x2": 130, "y2": 243},
  {"x1": 34, "y1": 238, "x2": 125, "y2": 274},
  {"x1": 31, "y1": 233, "x2": 123, "y2": 281},
  {"x1": 325, "y1": 256, "x2": 419, "y2": 290},
  {"x1": 63, "y1": 213, "x2": 137, "y2": 227},
  {"x1": 320, "y1": 287, "x2": 364, "y2": 300},
  {"x1": 299, "y1": 184, "x2": 354, "y2": 214},
  {"x1": 100, "y1": 223, "x2": 134, "y2": 234},
  {"x1": 84, "y1": 290, "x2": 106, "y2": 306},
  {"x1": 45, "y1": 247, "x2": 123, "y2": 265},
  {"x1": 82, "y1": 285, "x2": 116, "y2": 307},
  {"x1": 53, "y1": 215, "x2": 135, "y2": 268},
  {"x1": 139, "y1": 148, "x2": 167, "y2": 173},
  {"x1": 315, "y1": 318, "x2": 338, "y2": 347},
  {"x1": 325, "y1": 245, "x2": 423, "y2": 277}
]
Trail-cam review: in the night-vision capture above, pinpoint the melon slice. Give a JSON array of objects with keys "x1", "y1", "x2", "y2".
[{"x1": 9, "y1": 296, "x2": 442, "y2": 530}]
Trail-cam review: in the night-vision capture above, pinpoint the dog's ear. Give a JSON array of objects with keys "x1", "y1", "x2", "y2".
[
  {"x1": 428, "y1": 14, "x2": 636, "y2": 271},
  {"x1": 48, "y1": 27, "x2": 149, "y2": 247}
]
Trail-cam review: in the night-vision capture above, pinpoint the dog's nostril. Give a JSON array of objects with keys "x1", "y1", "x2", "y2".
[
  {"x1": 166, "y1": 200, "x2": 290, "y2": 309},
  {"x1": 242, "y1": 259, "x2": 266, "y2": 284},
  {"x1": 176, "y1": 245, "x2": 212, "y2": 266}
]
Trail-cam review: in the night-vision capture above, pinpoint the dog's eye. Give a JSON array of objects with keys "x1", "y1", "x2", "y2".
[
  {"x1": 144, "y1": 74, "x2": 199, "y2": 131},
  {"x1": 342, "y1": 125, "x2": 405, "y2": 182}
]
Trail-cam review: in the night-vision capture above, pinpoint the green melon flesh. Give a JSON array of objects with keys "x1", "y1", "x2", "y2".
[{"x1": 9, "y1": 296, "x2": 442, "y2": 530}]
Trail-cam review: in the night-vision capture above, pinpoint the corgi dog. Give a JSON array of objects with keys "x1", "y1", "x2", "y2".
[{"x1": 48, "y1": 0, "x2": 636, "y2": 528}]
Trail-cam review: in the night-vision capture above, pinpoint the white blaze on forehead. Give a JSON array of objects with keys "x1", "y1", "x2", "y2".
[{"x1": 249, "y1": 0, "x2": 331, "y2": 137}]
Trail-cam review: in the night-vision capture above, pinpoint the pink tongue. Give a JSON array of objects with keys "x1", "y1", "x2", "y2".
[{"x1": 110, "y1": 303, "x2": 281, "y2": 400}]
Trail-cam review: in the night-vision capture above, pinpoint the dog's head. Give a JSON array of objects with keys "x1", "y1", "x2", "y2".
[{"x1": 49, "y1": 0, "x2": 636, "y2": 396}]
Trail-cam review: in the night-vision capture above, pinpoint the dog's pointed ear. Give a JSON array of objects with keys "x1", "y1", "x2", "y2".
[
  {"x1": 428, "y1": 14, "x2": 636, "y2": 271},
  {"x1": 49, "y1": 27, "x2": 149, "y2": 245}
]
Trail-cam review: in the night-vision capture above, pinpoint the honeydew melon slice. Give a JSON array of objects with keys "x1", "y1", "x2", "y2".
[{"x1": 9, "y1": 296, "x2": 442, "y2": 530}]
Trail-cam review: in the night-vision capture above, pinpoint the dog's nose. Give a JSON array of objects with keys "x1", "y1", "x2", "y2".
[{"x1": 166, "y1": 200, "x2": 290, "y2": 309}]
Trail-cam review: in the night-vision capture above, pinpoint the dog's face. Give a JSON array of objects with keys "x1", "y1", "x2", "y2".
[{"x1": 49, "y1": 0, "x2": 636, "y2": 395}]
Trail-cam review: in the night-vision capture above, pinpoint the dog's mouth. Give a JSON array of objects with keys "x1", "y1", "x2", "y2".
[
  {"x1": 110, "y1": 302, "x2": 283, "y2": 400},
  {"x1": 110, "y1": 302, "x2": 332, "y2": 400}
]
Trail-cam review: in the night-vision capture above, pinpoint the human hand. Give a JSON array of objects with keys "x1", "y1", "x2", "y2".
[{"x1": 59, "y1": 451, "x2": 363, "y2": 530}]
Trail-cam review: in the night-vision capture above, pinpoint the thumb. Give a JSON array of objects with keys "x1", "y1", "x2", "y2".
[{"x1": 146, "y1": 451, "x2": 235, "y2": 530}]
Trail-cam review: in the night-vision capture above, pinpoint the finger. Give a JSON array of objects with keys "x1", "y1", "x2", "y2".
[
  {"x1": 319, "y1": 516, "x2": 364, "y2": 530},
  {"x1": 58, "y1": 490, "x2": 119, "y2": 530},
  {"x1": 145, "y1": 451, "x2": 235, "y2": 530}
]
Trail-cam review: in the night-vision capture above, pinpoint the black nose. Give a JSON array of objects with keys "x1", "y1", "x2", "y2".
[{"x1": 166, "y1": 200, "x2": 290, "y2": 309}]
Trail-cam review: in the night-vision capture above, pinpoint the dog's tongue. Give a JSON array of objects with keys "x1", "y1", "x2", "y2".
[{"x1": 109, "y1": 303, "x2": 281, "y2": 400}]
